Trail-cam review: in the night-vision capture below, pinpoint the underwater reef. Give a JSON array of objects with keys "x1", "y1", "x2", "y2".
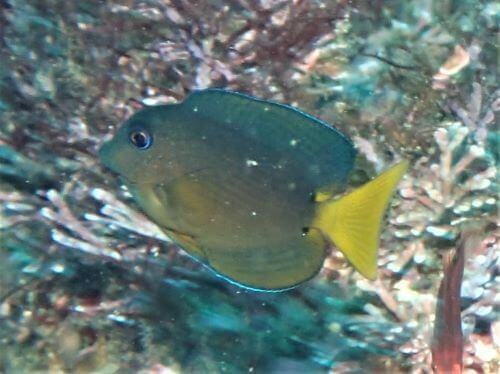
[{"x1": 0, "y1": 0, "x2": 498, "y2": 372}]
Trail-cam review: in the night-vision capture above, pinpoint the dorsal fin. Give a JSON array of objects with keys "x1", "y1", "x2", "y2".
[{"x1": 183, "y1": 89, "x2": 357, "y2": 186}]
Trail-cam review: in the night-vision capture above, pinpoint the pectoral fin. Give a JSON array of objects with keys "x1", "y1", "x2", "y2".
[{"x1": 311, "y1": 160, "x2": 409, "y2": 279}]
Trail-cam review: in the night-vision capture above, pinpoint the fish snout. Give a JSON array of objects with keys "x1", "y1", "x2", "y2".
[{"x1": 98, "y1": 140, "x2": 116, "y2": 170}]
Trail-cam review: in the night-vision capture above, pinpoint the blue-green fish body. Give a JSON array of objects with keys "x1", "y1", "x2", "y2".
[{"x1": 100, "y1": 89, "x2": 407, "y2": 291}]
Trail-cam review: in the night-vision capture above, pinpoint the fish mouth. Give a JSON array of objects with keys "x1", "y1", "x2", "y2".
[
  {"x1": 98, "y1": 141, "x2": 140, "y2": 186},
  {"x1": 98, "y1": 140, "x2": 115, "y2": 170},
  {"x1": 98, "y1": 140, "x2": 142, "y2": 185}
]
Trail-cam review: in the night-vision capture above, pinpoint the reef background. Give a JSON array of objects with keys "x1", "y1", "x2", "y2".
[{"x1": 0, "y1": 0, "x2": 498, "y2": 372}]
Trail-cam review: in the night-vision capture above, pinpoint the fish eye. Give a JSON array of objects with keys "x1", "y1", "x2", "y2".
[{"x1": 129, "y1": 129, "x2": 152, "y2": 149}]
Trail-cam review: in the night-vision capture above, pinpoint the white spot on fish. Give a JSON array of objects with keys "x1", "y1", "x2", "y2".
[
  {"x1": 288, "y1": 182, "x2": 296, "y2": 190},
  {"x1": 246, "y1": 159, "x2": 259, "y2": 167},
  {"x1": 264, "y1": 106, "x2": 270, "y2": 112},
  {"x1": 193, "y1": 106, "x2": 198, "y2": 112},
  {"x1": 251, "y1": 211, "x2": 257, "y2": 216},
  {"x1": 290, "y1": 139, "x2": 298, "y2": 146}
]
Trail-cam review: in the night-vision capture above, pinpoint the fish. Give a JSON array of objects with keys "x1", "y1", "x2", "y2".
[
  {"x1": 431, "y1": 229, "x2": 474, "y2": 374},
  {"x1": 99, "y1": 89, "x2": 408, "y2": 291}
]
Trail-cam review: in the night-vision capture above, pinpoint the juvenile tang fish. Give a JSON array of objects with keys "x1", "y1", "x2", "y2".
[{"x1": 100, "y1": 89, "x2": 408, "y2": 291}]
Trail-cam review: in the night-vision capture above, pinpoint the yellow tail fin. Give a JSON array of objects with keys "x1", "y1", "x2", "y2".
[{"x1": 312, "y1": 160, "x2": 409, "y2": 279}]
